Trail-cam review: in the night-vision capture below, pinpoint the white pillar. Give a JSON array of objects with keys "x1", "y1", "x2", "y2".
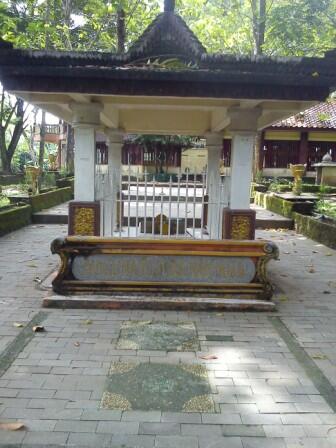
[
  {"x1": 105, "y1": 130, "x2": 124, "y2": 234},
  {"x1": 206, "y1": 133, "x2": 223, "y2": 239},
  {"x1": 106, "y1": 130, "x2": 123, "y2": 177},
  {"x1": 229, "y1": 133, "x2": 255, "y2": 209},
  {"x1": 73, "y1": 127, "x2": 96, "y2": 201},
  {"x1": 227, "y1": 107, "x2": 261, "y2": 210},
  {"x1": 71, "y1": 102, "x2": 102, "y2": 202}
]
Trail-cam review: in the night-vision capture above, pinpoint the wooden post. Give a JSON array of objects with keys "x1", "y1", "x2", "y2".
[{"x1": 298, "y1": 131, "x2": 309, "y2": 165}]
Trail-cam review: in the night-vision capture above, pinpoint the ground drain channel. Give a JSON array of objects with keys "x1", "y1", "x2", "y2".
[
  {"x1": 0, "y1": 311, "x2": 49, "y2": 377},
  {"x1": 269, "y1": 316, "x2": 336, "y2": 413}
]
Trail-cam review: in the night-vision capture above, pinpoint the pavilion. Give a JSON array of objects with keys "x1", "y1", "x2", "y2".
[{"x1": 1, "y1": 0, "x2": 336, "y2": 307}]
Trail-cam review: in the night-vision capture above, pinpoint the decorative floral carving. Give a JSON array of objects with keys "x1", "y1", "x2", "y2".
[
  {"x1": 231, "y1": 215, "x2": 251, "y2": 240},
  {"x1": 73, "y1": 207, "x2": 95, "y2": 235}
]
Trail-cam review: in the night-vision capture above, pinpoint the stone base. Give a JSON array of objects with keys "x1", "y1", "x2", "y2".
[
  {"x1": 43, "y1": 294, "x2": 276, "y2": 312},
  {"x1": 222, "y1": 208, "x2": 256, "y2": 240}
]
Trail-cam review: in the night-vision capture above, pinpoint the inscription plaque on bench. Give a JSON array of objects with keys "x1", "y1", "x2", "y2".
[{"x1": 72, "y1": 254, "x2": 256, "y2": 284}]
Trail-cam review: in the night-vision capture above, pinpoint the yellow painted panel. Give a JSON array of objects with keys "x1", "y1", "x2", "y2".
[
  {"x1": 308, "y1": 132, "x2": 336, "y2": 142},
  {"x1": 264, "y1": 131, "x2": 301, "y2": 141},
  {"x1": 119, "y1": 109, "x2": 211, "y2": 135}
]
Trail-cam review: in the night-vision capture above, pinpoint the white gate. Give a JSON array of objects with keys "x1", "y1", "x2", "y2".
[{"x1": 95, "y1": 165, "x2": 230, "y2": 239}]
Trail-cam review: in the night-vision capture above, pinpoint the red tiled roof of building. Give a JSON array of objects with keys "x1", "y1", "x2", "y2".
[{"x1": 272, "y1": 101, "x2": 336, "y2": 129}]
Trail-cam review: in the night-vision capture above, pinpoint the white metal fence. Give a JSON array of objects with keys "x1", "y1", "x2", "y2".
[{"x1": 95, "y1": 165, "x2": 230, "y2": 239}]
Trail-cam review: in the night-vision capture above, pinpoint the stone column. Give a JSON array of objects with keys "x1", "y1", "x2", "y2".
[
  {"x1": 105, "y1": 130, "x2": 124, "y2": 234},
  {"x1": 68, "y1": 102, "x2": 102, "y2": 236},
  {"x1": 223, "y1": 107, "x2": 261, "y2": 240},
  {"x1": 229, "y1": 133, "x2": 255, "y2": 209},
  {"x1": 206, "y1": 133, "x2": 223, "y2": 239},
  {"x1": 71, "y1": 102, "x2": 102, "y2": 201}
]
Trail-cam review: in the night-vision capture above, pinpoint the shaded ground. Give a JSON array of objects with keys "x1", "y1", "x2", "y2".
[{"x1": 0, "y1": 223, "x2": 336, "y2": 447}]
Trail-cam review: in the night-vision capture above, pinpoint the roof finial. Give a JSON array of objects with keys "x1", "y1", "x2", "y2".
[{"x1": 164, "y1": 0, "x2": 175, "y2": 12}]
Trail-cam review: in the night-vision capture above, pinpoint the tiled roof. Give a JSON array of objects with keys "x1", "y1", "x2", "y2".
[
  {"x1": 128, "y1": 12, "x2": 206, "y2": 60},
  {"x1": 272, "y1": 101, "x2": 336, "y2": 129}
]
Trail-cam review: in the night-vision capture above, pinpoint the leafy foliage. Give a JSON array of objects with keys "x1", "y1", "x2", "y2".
[
  {"x1": 176, "y1": 0, "x2": 336, "y2": 56},
  {"x1": 0, "y1": 0, "x2": 161, "y2": 52}
]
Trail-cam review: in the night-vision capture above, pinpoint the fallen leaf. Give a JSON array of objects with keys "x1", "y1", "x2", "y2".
[
  {"x1": 283, "y1": 252, "x2": 290, "y2": 255},
  {"x1": 312, "y1": 250, "x2": 318, "y2": 254},
  {"x1": 278, "y1": 295, "x2": 288, "y2": 302},
  {"x1": 32, "y1": 326, "x2": 45, "y2": 332},
  {"x1": 27, "y1": 263, "x2": 37, "y2": 268},
  {"x1": 325, "y1": 253, "x2": 333, "y2": 256},
  {"x1": 312, "y1": 354, "x2": 328, "y2": 360},
  {"x1": 74, "y1": 342, "x2": 80, "y2": 347},
  {"x1": 199, "y1": 354, "x2": 218, "y2": 360},
  {"x1": 84, "y1": 320, "x2": 92, "y2": 325},
  {"x1": 13, "y1": 323, "x2": 24, "y2": 328},
  {"x1": 0, "y1": 422, "x2": 25, "y2": 431}
]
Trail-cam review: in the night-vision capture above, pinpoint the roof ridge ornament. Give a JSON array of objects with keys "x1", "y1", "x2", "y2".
[{"x1": 164, "y1": 0, "x2": 175, "y2": 12}]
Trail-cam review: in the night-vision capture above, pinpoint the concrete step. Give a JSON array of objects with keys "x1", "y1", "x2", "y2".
[
  {"x1": 256, "y1": 217, "x2": 293, "y2": 230},
  {"x1": 43, "y1": 294, "x2": 276, "y2": 311},
  {"x1": 33, "y1": 212, "x2": 68, "y2": 224}
]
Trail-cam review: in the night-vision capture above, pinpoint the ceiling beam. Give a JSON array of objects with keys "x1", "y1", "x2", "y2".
[
  {"x1": 211, "y1": 108, "x2": 229, "y2": 132},
  {"x1": 36, "y1": 104, "x2": 73, "y2": 122},
  {"x1": 101, "y1": 105, "x2": 119, "y2": 129},
  {"x1": 68, "y1": 93, "x2": 91, "y2": 103}
]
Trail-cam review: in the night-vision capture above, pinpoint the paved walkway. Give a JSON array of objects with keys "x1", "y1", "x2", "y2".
[{"x1": 0, "y1": 224, "x2": 336, "y2": 447}]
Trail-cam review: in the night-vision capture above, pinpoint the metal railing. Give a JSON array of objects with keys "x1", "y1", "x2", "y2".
[{"x1": 95, "y1": 165, "x2": 230, "y2": 240}]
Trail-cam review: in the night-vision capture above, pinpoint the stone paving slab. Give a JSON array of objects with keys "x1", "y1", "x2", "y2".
[{"x1": 0, "y1": 224, "x2": 336, "y2": 447}]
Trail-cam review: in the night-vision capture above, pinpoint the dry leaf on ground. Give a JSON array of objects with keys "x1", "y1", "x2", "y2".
[
  {"x1": 13, "y1": 323, "x2": 24, "y2": 328},
  {"x1": 199, "y1": 354, "x2": 218, "y2": 360},
  {"x1": 84, "y1": 320, "x2": 92, "y2": 325},
  {"x1": 0, "y1": 422, "x2": 25, "y2": 431},
  {"x1": 312, "y1": 354, "x2": 328, "y2": 360}
]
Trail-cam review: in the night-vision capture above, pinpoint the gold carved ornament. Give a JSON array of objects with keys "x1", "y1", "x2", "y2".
[
  {"x1": 231, "y1": 215, "x2": 251, "y2": 240},
  {"x1": 73, "y1": 207, "x2": 95, "y2": 236}
]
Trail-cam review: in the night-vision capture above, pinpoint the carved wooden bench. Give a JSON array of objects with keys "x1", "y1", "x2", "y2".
[{"x1": 49, "y1": 237, "x2": 278, "y2": 307}]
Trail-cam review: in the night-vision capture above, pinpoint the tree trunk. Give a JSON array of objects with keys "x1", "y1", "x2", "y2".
[
  {"x1": 250, "y1": 0, "x2": 266, "y2": 179},
  {"x1": 251, "y1": 0, "x2": 266, "y2": 56},
  {"x1": 0, "y1": 97, "x2": 25, "y2": 174},
  {"x1": 39, "y1": 111, "x2": 46, "y2": 171},
  {"x1": 117, "y1": 7, "x2": 126, "y2": 53},
  {"x1": 66, "y1": 124, "x2": 74, "y2": 174}
]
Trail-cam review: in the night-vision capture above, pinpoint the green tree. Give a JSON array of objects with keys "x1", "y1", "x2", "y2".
[
  {"x1": 0, "y1": 87, "x2": 29, "y2": 173},
  {"x1": 177, "y1": 0, "x2": 336, "y2": 56}
]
